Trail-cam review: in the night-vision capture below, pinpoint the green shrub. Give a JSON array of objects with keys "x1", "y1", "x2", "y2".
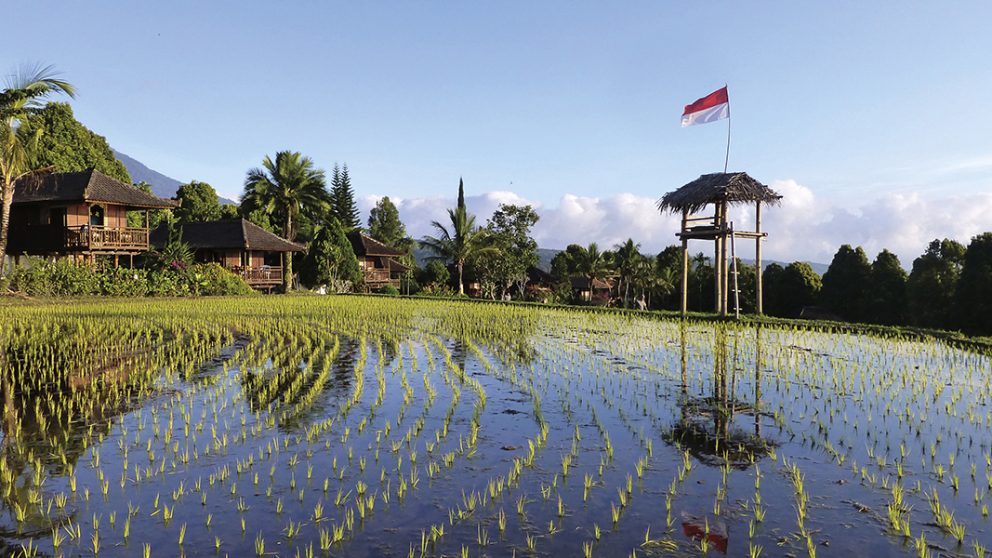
[
  {"x1": 377, "y1": 285, "x2": 400, "y2": 296},
  {"x1": 418, "y1": 283, "x2": 457, "y2": 298},
  {"x1": 99, "y1": 267, "x2": 149, "y2": 297},
  {"x1": 7, "y1": 258, "x2": 100, "y2": 296},
  {"x1": 4, "y1": 258, "x2": 254, "y2": 298},
  {"x1": 146, "y1": 270, "x2": 191, "y2": 297},
  {"x1": 187, "y1": 263, "x2": 256, "y2": 296}
]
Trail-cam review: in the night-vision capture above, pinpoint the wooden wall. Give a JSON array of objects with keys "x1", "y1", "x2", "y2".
[
  {"x1": 105, "y1": 205, "x2": 127, "y2": 228},
  {"x1": 66, "y1": 204, "x2": 87, "y2": 226}
]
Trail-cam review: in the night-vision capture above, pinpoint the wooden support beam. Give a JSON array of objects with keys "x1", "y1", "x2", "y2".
[
  {"x1": 755, "y1": 202, "x2": 763, "y2": 315},
  {"x1": 680, "y1": 210, "x2": 689, "y2": 315},
  {"x1": 716, "y1": 201, "x2": 728, "y2": 317}
]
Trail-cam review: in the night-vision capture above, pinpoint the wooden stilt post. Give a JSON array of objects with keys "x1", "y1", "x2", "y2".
[
  {"x1": 714, "y1": 204, "x2": 723, "y2": 315},
  {"x1": 680, "y1": 210, "x2": 689, "y2": 315},
  {"x1": 755, "y1": 202, "x2": 763, "y2": 315},
  {"x1": 730, "y1": 223, "x2": 740, "y2": 320},
  {"x1": 718, "y1": 202, "x2": 729, "y2": 317}
]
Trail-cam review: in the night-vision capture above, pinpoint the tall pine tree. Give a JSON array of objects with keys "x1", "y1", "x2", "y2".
[{"x1": 330, "y1": 164, "x2": 360, "y2": 230}]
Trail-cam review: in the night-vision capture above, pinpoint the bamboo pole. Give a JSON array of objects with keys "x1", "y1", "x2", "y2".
[
  {"x1": 730, "y1": 223, "x2": 740, "y2": 320},
  {"x1": 714, "y1": 237, "x2": 722, "y2": 315},
  {"x1": 680, "y1": 210, "x2": 689, "y2": 315},
  {"x1": 719, "y1": 202, "x2": 729, "y2": 316},
  {"x1": 755, "y1": 202, "x2": 763, "y2": 314}
]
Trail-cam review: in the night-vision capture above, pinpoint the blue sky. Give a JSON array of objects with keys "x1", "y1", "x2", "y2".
[{"x1": 5, "y1": 2, "x2": 992, "y2": 261}]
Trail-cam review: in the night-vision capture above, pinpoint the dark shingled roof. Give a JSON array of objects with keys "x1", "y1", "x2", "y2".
[
  {"x1": 569, "y1": 276, "x2": 612, "y2": 291},
  {"x1": 382, "y1": 256, "x2": 410, "y2": 274},
  {"x1": 13, "y1": 169, "x2": 177, "y2": 209},
  {"x1": 150, "y1": 219, "x2": 305, "y2": 252},
  {"x1": 657, "y1": 172, "x2": 782, "y2": 215},
  {"x1": 347, "y1": 230, "x2": 406, "y2": 257}
]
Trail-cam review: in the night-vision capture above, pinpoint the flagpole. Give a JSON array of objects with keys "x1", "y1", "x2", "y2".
[{"x1": 723, "y1": 91, "x2": 731, "y2": 173}]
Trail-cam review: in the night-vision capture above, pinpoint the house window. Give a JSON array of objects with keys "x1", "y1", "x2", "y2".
[
  {"x1": 89, "y1": 205, "x2": 105, "y2": 226},
  {"x1": 49, "y1": 207, "x2": 67, "y2": 227}
]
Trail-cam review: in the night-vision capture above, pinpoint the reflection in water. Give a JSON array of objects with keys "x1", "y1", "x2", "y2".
[
  {"x1": 668, "y1": 323, "x2": 773, "y2": 554},
  {"x1": 681, "y1": 511, "x2": 729, "y2": 553},
  {"x1": 0, "y1": 336, "x2": 157, "y2": 545},
  {"x1": 667, "y1": 322, "x2": 773, "y2": 470},
  {"x1": 241, "y1": 335, "x2": 361, "y2": 431}
]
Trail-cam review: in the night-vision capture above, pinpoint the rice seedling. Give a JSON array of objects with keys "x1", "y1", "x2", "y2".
[{"x1": 0, "y1": 298, "x2": 989, "y2": 557}]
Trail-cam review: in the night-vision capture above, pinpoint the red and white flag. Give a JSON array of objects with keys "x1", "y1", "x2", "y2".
[{"x1": 681, "y1": 86, "x2": 729, "y2": 127}]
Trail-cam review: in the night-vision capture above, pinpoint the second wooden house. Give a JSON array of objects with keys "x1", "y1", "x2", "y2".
[
  {"x1": 346, "y1": 230, "x2": 410, "y2": 292},
  {"x1": 150, "y1": 218, "x2": 304, "y2": 290}
]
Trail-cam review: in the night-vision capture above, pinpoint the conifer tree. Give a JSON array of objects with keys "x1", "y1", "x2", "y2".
[
  {"x1": 330, "y1": 164, "x2": 360, "y2": 230},
  {"x1": 955, "y1": 232, "x2": 992, "y2": 334}
]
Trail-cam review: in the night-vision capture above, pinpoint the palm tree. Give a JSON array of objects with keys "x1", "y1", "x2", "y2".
[
  {"x1": 420, "y1": 204, "x2": 494, "y2": 295},
  {"x1": 0, "y1": 65, "x2": 75, "y2": 274},
  {"x1": 612, "y1": 238, "x2": 641, "y2": 307},
  {"x1": 573, "y1": 243, "x2": 612, "y2": 299},
  {"x1": 242, "y1": 151, "x2": 328, "y2": 291}
]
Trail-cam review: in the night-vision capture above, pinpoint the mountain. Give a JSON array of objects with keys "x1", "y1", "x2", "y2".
[{"x1": 112, "y1": 150, "x2": 237, "y2": 204}]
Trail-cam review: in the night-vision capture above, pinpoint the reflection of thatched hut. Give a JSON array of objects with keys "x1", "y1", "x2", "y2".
[{"x1": 657, "y1": 172, "x2": 781, "y2": 316}]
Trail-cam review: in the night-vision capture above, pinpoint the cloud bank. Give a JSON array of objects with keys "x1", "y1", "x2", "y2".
[{"x1": 358, "y1": 180, "x2": 992, "y2": 268}]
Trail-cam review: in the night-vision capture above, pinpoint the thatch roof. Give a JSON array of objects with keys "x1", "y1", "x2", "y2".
[
  {"x1": 657, "y1": 172, "x2": 781, "y2": 215},
  {"x1": 13, "y1": 169, "x2": 177, "y2": 209},
  {"x1": 150, "y1": 219, "x2": 304, "y2": 252}
]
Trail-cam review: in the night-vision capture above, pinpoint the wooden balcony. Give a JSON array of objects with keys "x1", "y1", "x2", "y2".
[
  {"x1": 364, "y1": 269, "x2": 394, "y2": 284},
  {"x1": 66, "y1": 225, "x2": 150, "y2": 251},
  {"x1": 230, "y1": 266, "x2": 283, "y2": 286},
  {"x1": 6, "y1": 224, "x2": 150, "y2": 254}
]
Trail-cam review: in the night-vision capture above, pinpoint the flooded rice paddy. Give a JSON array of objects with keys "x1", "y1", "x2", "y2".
[{"x1": 0, "y1": 297, "x2": 990, "y2": 557}]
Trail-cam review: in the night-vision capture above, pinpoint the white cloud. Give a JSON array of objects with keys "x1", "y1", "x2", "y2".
[{"x1": 359, "y1": 180, "x2": 992, "y2": 268}]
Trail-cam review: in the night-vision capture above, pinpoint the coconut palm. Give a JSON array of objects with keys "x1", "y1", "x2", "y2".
[
  {"x1": 612, "y1": 238, "x2": 641, "y2": 307},
  {"x1": 241, "y1": 151, "x2": 328, "y2": 291},
  {"x1": 420, "y1": 205, "x2": 495, "y2": 295},
  {"x1": 0, "y1": 65, "x2": 75, "y2": 274},
  {"x1": 573, "y1": 242, "x2": 612, "y2": 297}
]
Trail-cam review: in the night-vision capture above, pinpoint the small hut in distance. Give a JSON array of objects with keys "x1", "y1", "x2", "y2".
[{"x1": 657, "y1": 172, "x2": 781, "y2": 316}]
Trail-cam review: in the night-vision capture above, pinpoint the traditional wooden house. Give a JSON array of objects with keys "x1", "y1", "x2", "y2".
[
  {"x1": 524, "y1": 266, "x2": 555, "y2": 301},
  {"x1": 5, "y1": 169, "x2": 176, "y2": 265},
  {"x1": 150, "y1": 218, "x2": 304, "y2": 290},
  {"x1": 346, "y1": 231, "x2": 409, "y2": 291},
  {"x1": 569, "y1": 276, "x2": 613, "y2": 304}
]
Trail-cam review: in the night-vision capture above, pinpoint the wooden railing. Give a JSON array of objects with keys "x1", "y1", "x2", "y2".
[
  {"x1": 7, "y1": 224, "x2": 150, "y2": 253},
  {"x1": 230, "y1": 266, "x2": 283, "y2": 286},
  {"x1": 364, "y1": 269, "x2": 393, "y2": 283},
  {"x1": 65, "y1": 225, "x2": 150, "y2": 251}
]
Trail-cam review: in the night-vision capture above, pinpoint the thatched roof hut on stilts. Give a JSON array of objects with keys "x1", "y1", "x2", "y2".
[{"x1": 657, "y1": 172, "x2": 781, "y2": 317}]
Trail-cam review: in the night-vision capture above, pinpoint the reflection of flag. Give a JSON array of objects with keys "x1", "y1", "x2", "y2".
[{"x1": 681, "y1": 86, "x2": 729, "y2": 127}]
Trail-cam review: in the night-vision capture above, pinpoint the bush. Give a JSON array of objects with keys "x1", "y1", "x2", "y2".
[
  {"x1": 377, "y1": 285, "x2": 400, "y2": 296},
  {"x1": 418, "y1": 283, "x2": 457, "y2": 298},
  {"x1": 7, "y1": 258, "x2": 100, "y2": 296},
  {"x1": 146, "y1": 269, "x2": 192, "y2": 297},
  {"x1": 4, "y1": 258, "x2": 254, "y2": 298},
  {"x1": 99, "y1": 267, "x2": 149, "y2": 297},
  {"x1": 187, "y1": 263, "x2": 256, "y2": 296}
]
